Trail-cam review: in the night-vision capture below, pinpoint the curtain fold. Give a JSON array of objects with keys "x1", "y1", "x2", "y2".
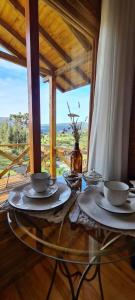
[{"x1": 88, "y1": 0, "x2": 135, "y2": 181}]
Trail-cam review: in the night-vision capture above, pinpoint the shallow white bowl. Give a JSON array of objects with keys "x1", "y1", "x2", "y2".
[{"x1": 104, "y1": 181, "x2": 129, "y2": 206}]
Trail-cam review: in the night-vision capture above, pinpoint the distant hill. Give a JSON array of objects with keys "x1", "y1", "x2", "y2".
[
  {"x1": 0, "y1": 117, "x2": 9, "y2": 123},
  {"x1": 0, "y1": 118, "x2": 88, "y2": 133},
  {"x1": 41, "y1": 122, "x2": 88, "y2": 134}
]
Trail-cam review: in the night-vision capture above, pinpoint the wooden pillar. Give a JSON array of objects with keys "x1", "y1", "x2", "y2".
[
  {"x1": 49, "y1": 76, "x2": 56, "y2": 177},
  {"x1": 25, "y1": 0, "x2": 41, "y2": 173}
]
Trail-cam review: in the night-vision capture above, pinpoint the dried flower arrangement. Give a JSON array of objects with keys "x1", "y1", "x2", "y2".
[{"x1": 67, "y1": 101, "x2": 87, "y2": 143}]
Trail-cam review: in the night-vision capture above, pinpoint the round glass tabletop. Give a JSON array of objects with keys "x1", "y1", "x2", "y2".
[{"x1": 7, "y1": 206, "x2": 135, "y2": 265}]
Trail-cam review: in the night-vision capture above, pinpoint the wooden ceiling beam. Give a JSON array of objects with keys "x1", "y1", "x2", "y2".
[
  {"x1": 79, "y1": 0, "x2": 101, "y2": 19},
  {"x1": 75, "y1": 66, "x2": 89, "y2": 82},
  {"x1": 0, "y1": 36, "x2": 72, "y2": 90},
  {"x1": 40, "y1": 31, "x2": 89, "y2": 81},
  {"x1": 8, "y1": 0, "x2": 89, "y2": 83},
  {"x1": 75, "y1": 67, "x2": 90, "y2": 83},
  {"x1": 8, "y1": 0, "x2": 70, "y2": 63},
  {"x1": 56, "y1": 83, "x2": 65, "y2": 93},
  {"x1": 43, "y1": 75, "x2": 50, "y2": 84},
  {"x1": 0, "y1": 19, "x2": 25, "y2": 45},
  {"x1": 0, "y1": 49, "x2": 64, "y2": 92},
  {"x1": 40, "y1": 67, "x2": 53, "y2": 76},
  {"x1": 38, "y1": 26, "x2": 71, "y2": 63},
  {"x1": 43, "y1": 0, "x2": 98, "y2": 40},
  {"x1": 44, "y1": 51, "x2": 91, "y2": 85},
  {"x1": 44, "y1": 73, "x2": 77, "y2": 89},
  {"x1": 0, "y1": 47, "x2": 65, "y2": 93},
  {"x1": 61, "y1": 74, "x2": 76, "y2": 89},
  {"x1": 65, "y1": 80, "x2": 91, "y2": 93},
  {"x1": 39, "y1": 53, "x2": 55, "y2": 71},
  {"x1": 8, "y1": 0, "x2": 78, "y2": 88},
  {"x1": 0, "y1": 38, "x2": 25, "y2": 60},
  {"x1": 0, "y1": 50, "x2": 88, "y2": 93},
  {"x1": 7, "y1": 0, "x2": 90, "y2": 90},
  {"x1": 44, "y1": 74, "x2": 76, "y2": 89},
  {"x1": 0, "y1": 50, "x2": 53, "y2": 76},
  {"x1": 67, "y1": 24, "x2": 92, "y2": 51},
  {"x1": 0, "y1": 50, "x2": 25, "y2": 66},
  {"x1": 41, "y1": 1, "x2": 92, "y2": 81},
  {"x1": 0, "y1": 17, "x2": 56, "y2": 71},
  {"x1": 55, "y1": 51, "x2": 92, "y2": 76},
  {"x1": 9, "y1": 0, "x2": 25, "y2": 15}
]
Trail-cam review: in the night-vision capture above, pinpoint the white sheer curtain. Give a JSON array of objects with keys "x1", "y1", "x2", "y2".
[{"x1": 88, "y1": 0, "x2": 135, "y2": 181}]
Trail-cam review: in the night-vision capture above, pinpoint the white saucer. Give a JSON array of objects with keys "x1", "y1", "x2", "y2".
[
  {"x1": 96, "y1": 195, "x2": 135, "y2": 214},
  {"x1": 23, "y1": 184, "x2": 58, "y2": 198},
  {"x1": 8, "y1": 182, "x2": 71, "y2": 211},
  {"x1": 78, "y1": 189, "x2": 135, "y2": 230}
]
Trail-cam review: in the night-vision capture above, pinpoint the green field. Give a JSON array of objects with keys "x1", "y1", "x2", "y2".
[{"x1": 41, "y1": 129, "x2": 88, "y2": 150}]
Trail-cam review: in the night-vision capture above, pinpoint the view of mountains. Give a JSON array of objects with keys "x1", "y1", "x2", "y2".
[{"x1": 0, "y1": 118, "x2": 87, "y2": 134}]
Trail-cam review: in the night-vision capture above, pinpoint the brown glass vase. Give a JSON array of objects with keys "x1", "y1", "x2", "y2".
[{"x1": 70, "y1": 142, "x2": 82, "y2": 173}]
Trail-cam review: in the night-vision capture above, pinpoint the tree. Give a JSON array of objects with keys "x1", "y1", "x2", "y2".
[
  {"x1": 7, "y1": 125, "x2": 14, "y2": 143},
  {"x1": 0, "y1": 121, "x2": 9, "y2": 144},
  {"x1": 9, "y1": 112, "x2": 29, "y2": 144},
  {"x1": 0, "y1": 113, "x2": 29, "y2": 144}
]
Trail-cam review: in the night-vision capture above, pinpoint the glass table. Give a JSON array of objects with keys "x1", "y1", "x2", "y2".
[{"x1": 7, "y1": 179, "x2": 135, "y2": 300}]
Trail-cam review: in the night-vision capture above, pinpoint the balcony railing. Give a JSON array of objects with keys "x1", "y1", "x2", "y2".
[
  {"x1": 0, "y1": 143, "x2": 87, "y2": 179},
  {"x1": 0, "y1": 144, "x2": 29, "y2": 178}
]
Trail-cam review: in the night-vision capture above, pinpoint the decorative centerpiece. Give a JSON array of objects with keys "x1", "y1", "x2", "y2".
[{"x1": 67, "y1": 102, "x2": 83, "y2": 173}]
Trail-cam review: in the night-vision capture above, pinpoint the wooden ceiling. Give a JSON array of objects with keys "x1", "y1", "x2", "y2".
[{"x1": 0, "y1": 0, "x2": 101, "y2": 92}]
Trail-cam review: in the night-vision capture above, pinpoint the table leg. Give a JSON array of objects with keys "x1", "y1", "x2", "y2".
[
  {"x1": 45, "y1": 234, "x2": 122, "y2": 300},
  {"x1": 75, "y1": 263, "x2": 104, "y2": 300},
  {"x1": 45, "y1": 260, "x2": 104, "y2": 300},
  {"x1": 58, "y1": 261, "x2": 104, "y2": 300},
  {"x1": 60, "y1": 261, "x2": 75, "y2": 300},
  {"x1": 46, "y1": 260, "x2": 58, "y2": 300},
  {"x1": 97, "y1": 265, "x2": 104, "y2": 300}
]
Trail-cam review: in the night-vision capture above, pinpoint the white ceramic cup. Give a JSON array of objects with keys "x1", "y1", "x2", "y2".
[
  {"x1": 30, "y1": 172, "x2": 55, "y2": 193},
  {"x1": 104, "y1": 181, "x2": 130, "y2": 206}
]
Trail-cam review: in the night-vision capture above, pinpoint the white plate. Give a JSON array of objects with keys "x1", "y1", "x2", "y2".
[
  {"x1": 8, "y1": 182, "x2": 71, "y2": 211},
  {"x1": 96, "y1": 195, "x2": 135, "y2": 214},
  {"x1": 78, "y1": 189, "x2": 135, "y2": 230},
  {"x1": 23, "y1": 184, "x2": 58, "y2": 198}
]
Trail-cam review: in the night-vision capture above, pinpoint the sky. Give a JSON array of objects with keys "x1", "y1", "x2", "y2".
[{"x1": 0, "y1": 50, "x2": 90, "y2": 124}]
